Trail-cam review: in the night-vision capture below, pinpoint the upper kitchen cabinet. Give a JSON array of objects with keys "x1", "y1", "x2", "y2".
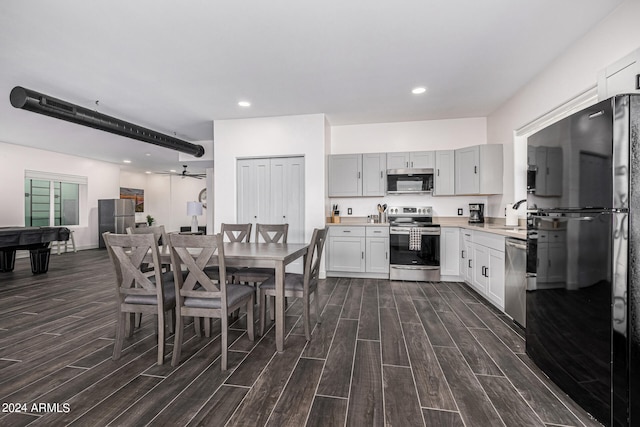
[
  {"x1": 328, "y1": 153, "x2": 386, "y2": 197},
  {"x1": 454, "y1": 144, "x2": 503, "y2": 195},
  {"x1": 433, "y1": 150, "x2": 455, "y2": 196},
  {"x1": 386, "y1": 151, "x2": 434, "y2": 169}
]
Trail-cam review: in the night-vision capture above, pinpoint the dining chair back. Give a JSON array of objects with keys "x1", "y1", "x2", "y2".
[
  {"x1": 221, "y1": 223, "x2": 252, "y2": 242},
  {"x1": 169, "y1": 233, "x2": 254, "y2": 370},
  {"x1": 127, "y1": 225, "x2": 169, "y2": 249},
  {"x1": 256, "y1": 223, "x2": 289, "y2": 243},
  {"x1": 127, "y1": 225, "x2": 170, "y2": 271},
  {"x1": 103, "y1": 232, "x2": 176, "y2": 365},
  {"x1": 259, "y1": 227, "x2": 327, "y2": 340},
  {"x1": 234, "y1": 223, "x2": 289, "y2": 287}
]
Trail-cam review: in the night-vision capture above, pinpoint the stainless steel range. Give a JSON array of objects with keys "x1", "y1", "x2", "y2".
[{"x1": 388, "y1": 206, "x2": 440, "y2": 281}]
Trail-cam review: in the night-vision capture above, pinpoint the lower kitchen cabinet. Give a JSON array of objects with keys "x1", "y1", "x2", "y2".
[
  {"x1": 326, "y1": 225, "x2": 389, "y2": 278},
  {"x1": 366, "y1": 226, "x2": 389, "y2": 274},
  {"x1": 440, "y1": 227, "x2": 460, "y2": 278},
  {"x1": 461, "y1": 229, "x2": 505, "y2": 311}
]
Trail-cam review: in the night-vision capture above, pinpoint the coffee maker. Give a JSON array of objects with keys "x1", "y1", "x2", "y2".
[{"x1": 469, "y1": 203, "x2": 484, "y2": 224}]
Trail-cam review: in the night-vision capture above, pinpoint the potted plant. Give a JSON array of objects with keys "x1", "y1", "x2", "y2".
[{"x1": 146, "y1": 214, "x2": 155, "y2": 226}]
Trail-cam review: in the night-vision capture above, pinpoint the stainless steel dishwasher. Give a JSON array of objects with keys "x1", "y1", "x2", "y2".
[{"x1": 505, "y1": 237, "x2": 527, "y2": 327}]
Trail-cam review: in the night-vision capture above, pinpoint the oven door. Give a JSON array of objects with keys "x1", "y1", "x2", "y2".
[{"x1": 389, "y1": 227, "x2": 440, "y2": 280}]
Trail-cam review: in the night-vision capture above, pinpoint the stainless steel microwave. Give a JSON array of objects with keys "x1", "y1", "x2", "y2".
[{"x1": 386, "y1": 168, "x2": 434, "y2": 194}]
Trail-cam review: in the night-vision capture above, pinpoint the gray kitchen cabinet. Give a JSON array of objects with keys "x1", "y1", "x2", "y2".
[
  {"x1": 328, "y1": 153, "x2": 385, "y2": 197},
  {"x1": 434, "y1": 150, "x2": 455, "y2": 196},
  {"x1": 440, "y1": 226, "x2": 460, "y2": 277},
  {"x1": 365, "y1": 226, "x2": 389, "y2": 274},
  {"x1": 328, "y1": 154, "x2": 361, "y2": 197},
  {"x1": 460, "y1": 230, "x2": 473, "y2": 283},
  {"x1": 327, "y1": 225, "x2": 389, "y2": 278},
  {"x1": 386, "y1": 151, "x2": 434, "y2": 169},
  {"x1": 454, "y1": 144, "x2": 503, "y2": 195},
  {"x1": 362, "y1": 153, "x2": 386, "y2": 196},
  {"x1": 468, "y1": 230, "x2": 506, "y2": 310},
  {"x1": 327, "y1": 226, "x2": 366, "y2": 273}
]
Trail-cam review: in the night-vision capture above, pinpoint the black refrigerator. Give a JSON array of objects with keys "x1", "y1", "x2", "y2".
[{"x1": 526, "y1": 94, "x2": 640, "y2": 426}]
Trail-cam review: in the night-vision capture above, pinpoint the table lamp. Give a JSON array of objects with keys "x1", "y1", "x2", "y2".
[{"x1": 187, "y1": 201, "x2": 203, "y2": 233}]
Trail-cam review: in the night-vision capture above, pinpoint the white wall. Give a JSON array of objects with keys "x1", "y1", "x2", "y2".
[
  {"x1": 488, "y1": 0, "x2": 640, "y2": 216},
  {"x1": 214, "y1": 114, "x2": 327, "y2": 241},
  {"x1": 0, "y1": 140, "x2": 120, "y2": 249},
  {"x1": 330, "y1": 117, "x2": 490, "y2": 218}
]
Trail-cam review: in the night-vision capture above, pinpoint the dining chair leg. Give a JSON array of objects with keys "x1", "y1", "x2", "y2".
[
  {"x1": 259, "y1": 291, "x2": 266, "y2": 336},
  {"x1": 135, "y1": 312, "x2": 142, "y2": 328},
  {"x1": 314, "y1": 290, "x2": 321, "y2": 325},
  {"x1": 269, "y1": 296, "x2": 276, "y2": 321},
  {"x1": 221, "y1": 313, "x2": 228, "y2": 370},
  {"x1": 168, "y1": 308, "x2": 175, "y2": 334},
  {"x1": 194, "y1": 317, "x2": 202, "y2": 337},
  {"x1": 303, "y1": 295, "x2": 311, "y2": 341},
  {"x1": 171, "y1": 313, "x2": 184, "y2": 366},
  {"x1": 157, "y1": 308, "x2": 165, "y2": 365},
  {"x1": 246, "y1": 295, "x2": 255, "y2": 341},
  {"x1": 204, "y1": 317, "x2": 211, "y2": 338},
  {"x1": 113, "y1": 311, "x2": 127, "y2": 360}
]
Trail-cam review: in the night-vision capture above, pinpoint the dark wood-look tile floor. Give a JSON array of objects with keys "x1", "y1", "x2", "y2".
[{"x1": 0, "y1": 249, "x2": 604, "y2": 426}]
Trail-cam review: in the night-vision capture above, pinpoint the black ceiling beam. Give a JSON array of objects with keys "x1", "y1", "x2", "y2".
[{"x1": 10, "y1": 86, "x2": 205, "y2": 158}]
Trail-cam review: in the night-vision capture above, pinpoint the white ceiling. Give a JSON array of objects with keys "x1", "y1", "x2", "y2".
[{"x1": 0, "y1": 0, "x2": 622, "y2": 173}]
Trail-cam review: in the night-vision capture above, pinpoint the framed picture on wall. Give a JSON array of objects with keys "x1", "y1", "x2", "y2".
[{"x1": 120, "y1": 187, "x2": 144, "y2": 212}]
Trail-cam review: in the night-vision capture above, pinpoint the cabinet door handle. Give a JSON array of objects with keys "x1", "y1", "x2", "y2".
[
  {"x1": 343, "y1": 230, "x2": 351, "y2": 233},
  {"x1": 385, "y1": 252, "x2": 388, "y2": 260},
  {"x1": 461, "y1": 250, "x2": 465, "y2": 259},
  {"x1": 362, "y1": 252, "x2": 364, "y2": 259},
  {"x1": 411, "y1": 161, "x2": 414, "y2": 167},
  {"x1": 469, "y1": 260, "x2": 472, "y2": 268},
  {"x1": 481, "y1": 266, "x2": 485, "y2": 276},
  {"x1": 380, "y1": 171, "x2": 383, "y2": 178},
  {"x1": 437, "y1": 169, "x2": 440, "y2": 176},
  {"x1": 358, "y1": 171, "x2": 361, "y2": 179},
  {"x1": 474, "y1": 166, "x2": 478, "y2": 174},
  {"x1": 486, "y1": 267, "x2": 489, "y2": 277}
]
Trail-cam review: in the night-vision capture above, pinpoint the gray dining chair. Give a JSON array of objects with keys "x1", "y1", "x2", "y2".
[
  {"x1": 169, "y1": 233, "x2": 255, "y2": 370},
  {"x1": 233, "y1": 223, "x2": 289, "y2": 289},
  {"x1": 259, "y1": 227, "x2": 327, "y2": 340},
  {"x1": 103, "y1": 232, "x2": 176, "y2": 365}
]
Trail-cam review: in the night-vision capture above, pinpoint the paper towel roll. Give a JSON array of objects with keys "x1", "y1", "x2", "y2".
[{"x1": 506, "y1": 203, "x2": 519, "y2": 226}]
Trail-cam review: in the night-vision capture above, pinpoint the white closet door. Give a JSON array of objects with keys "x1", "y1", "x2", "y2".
[{"x1": 237, "y1": 158, "x2": 271, "y2": 231}]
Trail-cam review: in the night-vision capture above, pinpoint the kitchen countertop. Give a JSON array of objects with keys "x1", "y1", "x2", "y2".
[{"x1": 326, "y1": 216, "x2": 527, "y2": 239}]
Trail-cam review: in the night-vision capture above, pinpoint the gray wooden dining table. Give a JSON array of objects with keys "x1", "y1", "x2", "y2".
[
  {"x1": 222, "y1": 242, "x2": 308, "y2": 352},
  {"x1": 155, "y1": 240, "x2": 309, "y2": 352}
]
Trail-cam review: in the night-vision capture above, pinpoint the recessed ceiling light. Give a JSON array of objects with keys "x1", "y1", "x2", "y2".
[
  {"x1": 169, "y1": 169, "x2": 177, "y2": 173},
  {"x1": 145, "y1": 153, "x2": 151, "y2": 157},
  {"x1": 412, "y1": 87, "x2": 427, "y2": 95},
  {"x1": 238, "y1": 101, "x2": 251, "y2": 107},
  {"x1": 123, "y1": 159, "x2": 131, "y2": 163},
  {"x1": 145, "y1": 171, "x2": 152, "y2": 174}
]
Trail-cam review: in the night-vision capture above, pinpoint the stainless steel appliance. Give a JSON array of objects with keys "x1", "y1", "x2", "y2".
[
  {"x1": 505, "y1": 237, "x2": 526, "y2": 327},
  {"x1": 527, "y1": 94, "x2": 640, "y2": 426},
  {"x1": 386, "y1": 169, "x2": 433, "y2": 194},
  {"x1": 98, "y1": 199, "x2": 135, "y2": 248},
  {"x1": 468, "y1": 203, "x2": 484, "y2": 224},
  {"x1": 388, "y1": 206, "x2": 440, "y2": 281}
]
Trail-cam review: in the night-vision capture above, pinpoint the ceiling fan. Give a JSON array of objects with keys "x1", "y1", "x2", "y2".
[{"x1": 160, "y1": 165, "x2": 206, "y2": 179}]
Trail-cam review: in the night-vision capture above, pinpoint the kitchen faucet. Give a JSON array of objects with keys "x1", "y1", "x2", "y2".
[{"x1": 512, "y1": 199, "x2": 527, "y2": 209}]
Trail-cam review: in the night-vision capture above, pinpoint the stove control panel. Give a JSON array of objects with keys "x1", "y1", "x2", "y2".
[{"x1": 387, "y1": 206, "x2": 433, "y2": 217}]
